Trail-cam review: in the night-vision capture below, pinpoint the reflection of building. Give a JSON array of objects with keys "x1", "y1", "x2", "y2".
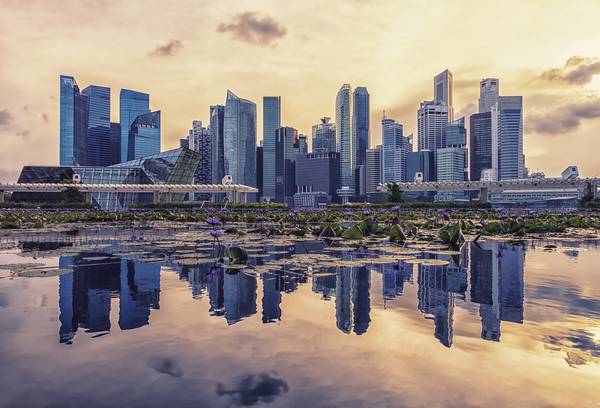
[
  {"x1": 352, "y1": 268, "x2": 370, "y2": 335},
  {"x1": 58, "y1": 253, "x2": 160, "y2": 343},
  {"x1": 13, "y1": 148, "x2": 200, "y2": 210},
  {"x1": 336, "y1": 268, "x2": 352, "y2": 334},
  {"x1": 417, "y1": 264, "x2": 455, "y2": 347},
  {"x1": 312, "y1": 268, "x2": 337, "y2": 300},
  {"x1": 262, "y1": 271, "x2": 283, "y2": 323},
  {"x1": 223, "y1": 271, "x2": 257, "y2": 325},
  {"x1": 381, "y1": 263, "x2": 413, "y2": 300},
  {"x1": 469, "y1": 241, "x2": 525, "y2": 341}
]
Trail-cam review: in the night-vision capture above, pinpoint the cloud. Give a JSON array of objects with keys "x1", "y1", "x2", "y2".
[
  {"x1": 217, "y1": 12, "x2": 287, "y2": 46},
  {"x1": 146, "y1": 356, "x2": 184, "y2": 377},
  {"x1": 0, "y1": 109, "x2": 13, "y2": 127},
  {"x1": 16, "y1": 130, "x2": 30, "y2": 139},
  {"x1": 540, "y1": 56, "x2": 600, "y2": 85},
  {"x1": 41, "y1": 113, "x2": 49, "y2": 123},
  {"x1": 149, "y1": 39, "x2": 183, "y2": 57},
  {"x1": 216, "y1": 372, "x2": 289, "y2": 406},
  {"x1": 527, "y1": 99, "x2": 600, "y2": 135}
]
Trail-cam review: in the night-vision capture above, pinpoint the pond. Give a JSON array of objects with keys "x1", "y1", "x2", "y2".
[{"x1": 0, "y1": 227, "x2": 599, "y2": 407}]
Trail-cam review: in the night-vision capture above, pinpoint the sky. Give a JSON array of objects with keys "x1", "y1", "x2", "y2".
[{"x1": 1, "y1": 0, "x2": 600, "y2": 182}]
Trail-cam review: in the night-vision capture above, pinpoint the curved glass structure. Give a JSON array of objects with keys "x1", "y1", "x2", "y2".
[{"x1": 335, "y1": 84, "x2": 353, "y2": 188}]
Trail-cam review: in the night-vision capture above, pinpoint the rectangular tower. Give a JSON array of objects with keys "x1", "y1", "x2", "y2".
[{"x1": 262, "y1": 96, "x2": 281, "y2": 200}]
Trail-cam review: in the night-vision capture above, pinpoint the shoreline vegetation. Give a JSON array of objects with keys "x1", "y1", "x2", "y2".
[{"x1": 1, "y1": 203, "x2": 599, "y2": 242}]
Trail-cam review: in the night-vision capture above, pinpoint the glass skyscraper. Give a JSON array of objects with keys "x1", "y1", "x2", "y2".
[
  {"x1": 352, "y1": 87, "x2": 369, "y2": 168},
  {"x1": 417, "y1": 100, "x2": 448, "y2": 152},
  {"x1": 479, "y1": 78, "x2": 499, "y2": 113},
  {"x1": 470, "y1": 112, "x2": 492, "y2": 181},
  {"x1": 187, "y1": 120, "x2": 211, "y2": 200},
  {"x1": 120, "y1": 89, "x2": 150, "y2": 162},
  {"x1": 312, "y1": 117, "x2": 336, "y2": 153},
  {"x1": 210, "y1": 104, "x2": 225, "y2": 185},
  {"x1": 434, "y1": 69, "x2": 454, "y2": 121},
  {"x1": 82, "y1": 85, "x2": 111, "y2": 166},
  {"x1": 262, "y1": 96, "x2": 281, "y2": 200},
  {"x1": 224, "y1": 90, "x2": 257, "y2": 188},
  {"x1": 336, "y1": 84, "x2": 353, "y2": 188},
  {"x1": 128, "y1": 111, "x2": 161, "y2": 160},
  {"x1": 59, "y1": 75, "x2": 88, "y2": 166},
  {"x1": 492, "y1": 96, "x2": 524, "y2": 180},
  {"x1": 274, "y1": 126, "x2": 298, "y2": 205},
  {"x1": 382, "y1": 117, "x2": 412, "y2": 183}
]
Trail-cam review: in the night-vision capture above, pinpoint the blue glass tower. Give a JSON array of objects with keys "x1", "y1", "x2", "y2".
[
  {"x1": 352, "y1": 87, "x2": 369, "y2": 167},
  {"x1": 82, "y1": 85, "x2": 111, "y2": 166},
  {"x1": 59, "y1": 75, "x2": 87, "y2": 166},
  {"x1": 262, "y1": 96, "x2": 281, "y2": 200},
  {"x1": 470, "y1": 112, "x2": 492, "y2": 181},
  {"x1": 224, "y1": 90, "x2": 257, "y2": 188},
  {"x1": 120, "y1": 89, "x2": 150, "y2": 162},
  {"x1": 210, "y1": 105, "x2": 225, "y2": 185},
  {"x1": 382, "y1": 117, "x2": 412, "y2": 183},
  {"x1": 128, "y1": 111, "x2": 161, "y2": 160}
]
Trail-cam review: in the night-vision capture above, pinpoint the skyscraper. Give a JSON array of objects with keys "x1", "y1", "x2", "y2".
[
  {"x1": 296, "y1": 134, "x2": 308, "y2": 155},
  {"x1": 492, "y1": 96, "x2": 524, "y2": 180},
  {"x1": 59, "y1": 75, "x2": 88, "y2": 166},
  {"x1": 352, "y1": 87, "x2": 369, "y2": 167},
  {"x1": 479, "y1": 78, "x2": 499, "y2": 113},
  {"x1": 434, "y1": 69, "x2": 454, "y2": 121},
  {"x1": 275, "y1": 126, "x2": 298, "y2": 205},
  {"x1": 210, "y1": 104, "x2": 225, "y2": 185},
  {"x1": 224, "y1": 90, "x2": 257, "y2": 188},
  {"x1": 470, "y1": 112, "x2": 492, "y2": 181},
  {"x1": 312, "y1": 117, "x2": 336, "y2": 153},
  {"x1": 187, "y1": 120, "x2": 211, "y2": 199},
  {"x1": 336, "y1": 84, "x2": 354, "y2": 188},
  {"x1": 365, "y1": 145, "x2": 382, "y2": 194},
  {"x1": 110, "y1": 122, "x2": 121, "y2": 166},
  {"x1": 407, "y1": 150, "x2": 435, "y2": 183},
  {"x1": 417, "y1": 100, "x2": 449, "y2": 152},
  {"x1": 81, "y1": 85, "x2": 111, "y2": 166},
  {"x1": 262, "y1": 96, "x2": 281, "y2": 200},
  {"x1": 295, "y1": 152, "x2": 341, "y2": 206},
  {"x1": 382, "y1": 117, "x2": 412, "y2": 183},
  {"x1": 256, "y1": 145, "x2": 263, "y2": 201},
  {"x1": 128, "y1": 111, "x2": 161, "y2": 160},
  {"x1": 120, "y1": 89, "x2": 150, "y2": 162}
]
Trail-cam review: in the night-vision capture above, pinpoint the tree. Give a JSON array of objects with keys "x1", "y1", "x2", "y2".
[{"x1": 386, "y1": 182, "x2": 403, "y2": 203}]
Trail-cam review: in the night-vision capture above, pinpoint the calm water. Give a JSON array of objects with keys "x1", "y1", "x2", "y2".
[{"x1": 0, "y1": 228, "x2": 599, "y2": 408}]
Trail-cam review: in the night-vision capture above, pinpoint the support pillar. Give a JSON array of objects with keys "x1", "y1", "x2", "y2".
[
  {"x1": 479, "y1": 187, "x2": 489, "y2": 204},
  {"x1": 0, "y1": 191, "x2": 4, "y2": 203},
  {"x1": 165, "y1": 192, "x2": 172, "y2": 204}
]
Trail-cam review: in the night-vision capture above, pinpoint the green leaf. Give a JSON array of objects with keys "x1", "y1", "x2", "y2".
[
  {"x1": 389, "y1": 224, "x2": 406, "y2": 243},
  {"x1": 341, "y1": 224, "x2": 364, "y2": 240}
]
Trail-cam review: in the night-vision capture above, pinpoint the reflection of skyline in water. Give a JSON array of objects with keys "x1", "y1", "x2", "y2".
[{"x1": 54, "y1": 241, "x2": 526, "y2": 347}]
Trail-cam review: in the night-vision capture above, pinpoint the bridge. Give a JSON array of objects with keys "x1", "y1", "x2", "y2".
[
  {"x1": 379, "y1": 178, "x2": 600, "y2": 203},
  {"x1": 0, "y1": 183, "x2": 258, "y2": 204}
]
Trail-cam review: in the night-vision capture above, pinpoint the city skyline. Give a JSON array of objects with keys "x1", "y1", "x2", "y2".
[{"x1": 1, "y1": 1, "x2": 600, "y2": 182}]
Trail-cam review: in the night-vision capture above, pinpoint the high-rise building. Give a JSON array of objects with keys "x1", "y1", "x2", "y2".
[
  {"x1": 275, "y1": 127, "x2": 298, "y2": 205},
  {"x1": 406, "y1": 150, "x2": 435, "y2": 183},
  {"x1": 81, "y1": 85, "x2": 111, "y2": 166},
  {"x1": 417, "y1": 100, "x2": 449, "y2": 152},
  {"x1": 262, "y1": 96, "x2": 281, "y2": 200},
  {"x1": 479, "y1": 78, "x2": 499, "y2": 113},
  {"x1": 294, "y1": 152, "x2": 341, "y2": 206},
  {"x1": 120, "y1": 89, "x2": 150, "y2": 162},
  {"x1": 296, "y1": 134, "x2": 308, "y2": 155},
  {"x1": 210, "y1": 105, "x2": 225, "y2": 185},
  {"x1": 352, "y1": 87, "x2": 369, "y2": 167},
  {"x1": 312, "y1": 117, "x2": 336, "y2": 153},
  {"x1": 492, "y1": 96, "x2": 524, "y2": 180},
  {"x1": 335, "y1": 84, "x2": 354, "y2": 188},
  {"x1": 187, "y1": 120, "x2": 211, "y2": 199},
  {"x1": 224, "y1": 90, "x2": 257, "y2": 188},
  {"x1": 110, "y1": 122, "x2": 121, "y2": 166},
  {"x1": 365, "y1": 145, "x2": 382, "y2": 194},
  {"x1": 470, "y1": 112, "x2": 492, "y2": 181},
  {"x1": 436, "y1": 118, "x2": 468, "y2": 200},
  {"x1": 128, "y1": 111, "x2": 160, "y2": 160},
  {"x1": 59, "y1": 75, "x2": 88, "y2": 166},
  {"x1": 434, "y1": 69, "x2": 454, "y2": 121},
  {"x1": 382, "y1": 117, "x2": 412, "y2": 183},
  {"x1": 256, "y1": 145, "x2": 263, "y2": 201}
]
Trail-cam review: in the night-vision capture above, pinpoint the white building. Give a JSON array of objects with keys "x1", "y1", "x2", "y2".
[
  {"x1": 336, "y1": 84, "x2": 354, "y2": 189},
  {"x1": 491, "y1": 96, "x2": 524, "y2": 181},
  {"x1": 479, "y1": 78, "x2": 499, "y2": 113}
]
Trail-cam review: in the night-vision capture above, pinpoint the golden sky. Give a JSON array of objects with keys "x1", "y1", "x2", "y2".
[{"x1": 1, "y1": 0, "x2": 600, "y2": 182}]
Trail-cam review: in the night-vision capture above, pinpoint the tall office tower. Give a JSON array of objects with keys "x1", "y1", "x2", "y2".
[
  {"x1": 436, "y1": 118, "x2": 468, "y2": 200},
  {"x1": 470, "y1": 112, "x2": 492, "y2": 181},
  {"x1": 417, "y1": 100, "x2": 449, "y2": 152},
  {"x1": 294, "y1": 152, "x2": 341, "y2": 206},
  {"x1": 479, "y1": 78, "x2": 499, "y2": 113},
  {"x1": 296, "y1": 134, "x2": 308, "y2": 155},
  {"x1": 382, "y1": 117, "x2": 412, "y2": 183},
  {"x1": 312, "y1": 117, "x2": 336, "y2": 153},
  {"x1": 336, "y1": 84, "x2": 354, "y2": 188},
  {"x1": 110, "y1": 123, "x2": 121, "y2": 166},
  {"x1": 352, "y1": 87, "x2": 370, "y2": 167},
  {"x1": 492, "y1": 96, "x2": 524, "y2": 180},
  {"x1": 262, "y1": 96, "x2": 281, "y2": 200},
  {"x1": 434, "y1": 69, "x2": 454, "y2": 121},
  {"x1": 179, "y1": 138, "x2": 189, "y2": 149},
  {"x1": 81, "y1": 85, "x2": 111, "y2": 166},
  {"x1": 120, "y1": 89, "x2": 150, "y2": 162},
  {"x1": 187, "y1": 121, "x2": 212, "y2": 200},
  {"x1": 128, "y1": 111, "x2": 161, "y2": 160},
  {"x1": 274, "y1": 126, "x2": 298, "y2": 205},
  {"x1": 210, "y1": 104, "x2": 225, "y2": 185},
  {"x1": 256, "y1": 145, "x2": 263, "y2": 201},
  {"x1": 224, "y1": 90, "x2": 257, "y2": 189},
  {"x1": 406, "y1": 150, "x2": 435, "y2": 182},
  {"x1": 444, "y1": 117, "x2": 468, "y2": 179},
  {"x1": 59, "y1": 75, "x2": 88, "y2": 166},
  {"x1": 365, "y1": 145, "x2": 382, "y2": 194}
]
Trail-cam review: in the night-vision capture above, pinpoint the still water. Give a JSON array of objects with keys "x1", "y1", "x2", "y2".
[{"x1": 0, "y1": 228, "x2": 599, "y2": 407}]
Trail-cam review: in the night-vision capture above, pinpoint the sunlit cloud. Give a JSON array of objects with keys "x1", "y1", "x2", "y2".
[
  {"x1": 148, "y1": 39, "x2": 183, "y2": 57},
  {"x1": 217, "y1": 12, "x2": 287, "y2": 46},
  {"x1": 540, "y1": 56, "x2": 600, "y2": 85},
  {"x1": 527, "y1": 98, "x2": 600, "y2": 135},
  {"x1": 0, "y1": 109, "x2": 13, "y2": 127}
]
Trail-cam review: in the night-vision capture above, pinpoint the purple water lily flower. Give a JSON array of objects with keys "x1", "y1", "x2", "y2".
[
  {"x1": 210, "y1": 229, "x2": 222, "y2": 238},
  {"x1": 206, "y1": 217, "x2": 221, "y2": 226},
  {"x1": 392, "y1": 205, "x2": 401, "y2": 212}
]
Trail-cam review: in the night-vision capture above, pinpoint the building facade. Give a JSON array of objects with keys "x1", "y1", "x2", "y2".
[
  {"x1": 492, "y1": 96, "x2": 524, "y2": 180},
  {"x1": 352, "y1": 87, "x2": 369, "y2": 167},
  {"x1": 335, "y1": 84, "x2": 354, "y2": 189},
  {"x1": 365, "y1": 146, "x2": 382, "y2": 194},
  {"x1": 224, "y1": 90, "x2": 257, "y2": 189},
  {"x1": 59, "y1": 75, "x2": 88, "y2": 166},
  {"x1": 312, "y1": 117, "x2": 336, "y2": 153},
  {"x1": 187, "y1": 120, "x2": 211, "y2": 200},
  {"x1": 406, "y1": 150, "x2": 435, "y2": 183},
  {"x1": 382, "y1": 117, "x2": 412, "y2": 183},
  {"x1": 479, "y1": 78, "x2": 499, "y2": 113},
  {"x1": 295, "y1": 152, "x2": 340, "y2": 204},
  {"x1": 81, "y1": 85, "x2": 111, "y2": 166},
  {"x1": 275, "y1": 127, "x2": 298, "y2": 205},
  {"x1": 262, "y1": 96, "x2": 281, "y2": 200},
  {"x1": 470, "y1": 112, "x2": 492, "y2": 181},
  {"x1": 417, "y1": 100, "x2": 449, "y2": 152},
  {"x1": 210, "y1": 104, "x2": 225, "y2": 185},
  {"x1": 434, "y1": 69, "x2": 454, "y2": 121},
  {"x1": 119, "y1": 89, "x2": 150, "y2": 163},
  {"x1": 128, "y1": 111, "x2": 161, "y2": 160}
]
